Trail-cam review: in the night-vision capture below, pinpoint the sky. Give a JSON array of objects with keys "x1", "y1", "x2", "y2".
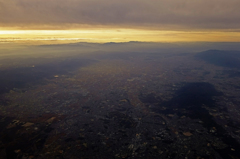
[{"x1": 1, "y1": 0, "x2": 240, "y2": 43}]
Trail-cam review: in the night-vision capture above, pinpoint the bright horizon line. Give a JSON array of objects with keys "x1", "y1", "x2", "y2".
[{"x1": 1, "y1": 29, "x2": 240, "y2": 44}]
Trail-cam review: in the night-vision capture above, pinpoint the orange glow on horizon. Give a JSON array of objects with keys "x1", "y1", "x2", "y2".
[{"x1": 1, "y1": 29, "x2": 240, "y2": 45}]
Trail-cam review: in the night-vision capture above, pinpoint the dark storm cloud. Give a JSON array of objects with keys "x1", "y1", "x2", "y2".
[{"x1": 1, "y1": 0, "x2": 240, "y2": 29}]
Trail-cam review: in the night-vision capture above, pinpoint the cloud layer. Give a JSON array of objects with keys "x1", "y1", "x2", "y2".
[{"x1": 1, "y1": 0, "x2": 240, "y2": 29}]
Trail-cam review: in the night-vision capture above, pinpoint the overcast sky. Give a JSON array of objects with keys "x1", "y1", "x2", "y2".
[{"x1": 1, "y1": 0, "x2": 240, "y2": 30}]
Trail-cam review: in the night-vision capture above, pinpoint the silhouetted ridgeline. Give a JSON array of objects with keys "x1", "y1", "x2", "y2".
[{"x1": 196, "y1": 50, "x2": 240, "y2": 68}]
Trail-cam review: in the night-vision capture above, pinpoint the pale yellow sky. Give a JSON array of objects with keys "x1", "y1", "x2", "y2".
[{"x1": 1, "y1": 29, "x2": 240, "y2": 44}]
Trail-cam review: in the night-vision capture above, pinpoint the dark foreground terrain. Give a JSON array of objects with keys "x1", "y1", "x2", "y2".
[{"x1": 0, "y1": 46, "x2": 240, "y2": 159}]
